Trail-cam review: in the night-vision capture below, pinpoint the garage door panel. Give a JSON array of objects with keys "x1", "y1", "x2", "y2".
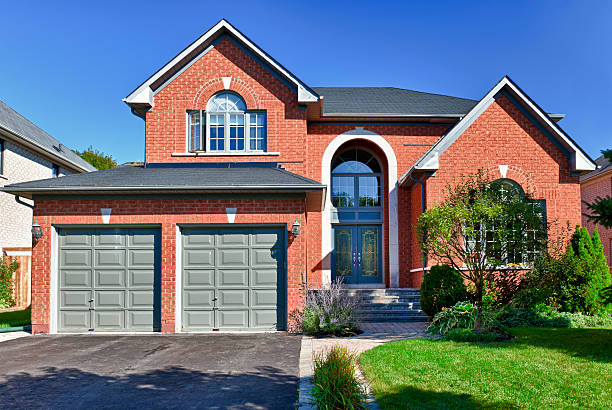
[
  {"x1": 218, "y1": 310, "x2": 248, "y2": 328},
  {"x1": 60, "y1": 311, "x2": 90, "y2": 330},
  {"x1": 129, "y1": 290, "x2": 154, "y2": 308},
  {"x1": 95, "y1": 231, "x2": 126, "y2": 247},
  {"x1": 184, "y1": 269, "x2": 214, "y2": 287},
  {"x1": 95, "y1": 249, "x2": 125, "y2": 267},
  {"x1": 184, "y1": 290, "x2": 214, "y2": 308},
  {"x1": 218, "y1": 232, "x2": 249, "y2": 246},
  {"x1": 60, "y1": 230, "x2": 92, "y2": 247},
  {"x1": 184, "y1": 311, "x2": 214, "y2": 329},
  {"x1": 60, "y1": 290, "x2": 91, "y2": 308},
  {"x1": 252, "y1": 289, "x2": 277, "y2": 307},
  {"x1": 95, "y1": 270, "x2": 125, "y2": 288},
  {"x1": 252, "y1": 310, "x2": 277, "y2": 328},
  {"x1": 129, "y1": 249, "x2": 155, "y2": 267},
  {"x1": 61, "y1": 249, "x2": 91, "y2": 268},
  {"x1": 183, "y1": 231, "x2": 214, "y2": 247},
  {"x1": 61, "y1": 270, "x2": 92, "y2": 288},
  {"x1": 94, "y1": 310, "x2": 124, "y2": 330},
  {"x1": 129, "y1": 270, "x2": 155, "y2": 287},
  {"x1": 129, "y1": 311, "x2": 155, "y2": 331},
  {"x1": 95, "y1": 291, "x2": 125, "y2": 308},
  {"x1": 129, "y1": 230, "x2": 157, "y2": 247},
  {"x1": 252, "y1": 248, "x2": 282, "y2": 266},
  {"x1": 218, "y1": 249, "x2": 248, "y2": 267},
  {"x1": 252, "y1": 269, "x2": 278, "y2": 287},
  {"x1": 217, "y1": 269, "x2": 248, "y2": 287},
  {"x1": 185, "y1": 249, "x2": 214, "y2": 267},
  {"x1": 252, "y1": 231, "x2": 281, "y2": 247},
  {"x1": 59, "y1": 228, "x2": 160, "y2": 333},
  {"x1": 218, "y1": 289, "x2": 249, "y2": 308}
]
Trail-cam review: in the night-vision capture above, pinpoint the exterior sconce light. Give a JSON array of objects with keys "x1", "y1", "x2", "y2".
[
  {"x1": 291, "y1": 219, "x2": 301, "y2": 238},
  {"x1": 32, "y1": 221, "x2": 44, "y2": 241}
]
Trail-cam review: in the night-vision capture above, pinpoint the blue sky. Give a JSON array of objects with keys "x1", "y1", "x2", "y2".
[{"x1": 0, "y1": 1, "x2": 610, "y2": 164}]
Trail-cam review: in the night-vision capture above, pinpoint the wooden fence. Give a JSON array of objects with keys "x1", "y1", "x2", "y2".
[{"x1": 2, "y1": 247, "x2": 31, "y2": 308}]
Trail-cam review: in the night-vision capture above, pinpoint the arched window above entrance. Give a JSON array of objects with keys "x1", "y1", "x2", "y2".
[{"x1": 331, "y1": 148, "x2": 382, "y2": 209}]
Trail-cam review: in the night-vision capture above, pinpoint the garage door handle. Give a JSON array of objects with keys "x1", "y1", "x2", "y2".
[
  {"x1": 212, "y1": 298, "x2": 218, "y2": 301},
  {"x1": 89, "y1": 299, "x2": 94, "y2": 303}
]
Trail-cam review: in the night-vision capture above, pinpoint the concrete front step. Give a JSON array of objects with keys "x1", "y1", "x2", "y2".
[{"x1": 343, "y1": 288, "x2": 428, "y2": 323}]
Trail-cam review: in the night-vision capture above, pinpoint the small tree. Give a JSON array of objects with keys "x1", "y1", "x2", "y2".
[
  {"x1": 417, "y1": 170, "x2": 547, "y2": 329},
  {"x1": 584, "y1": 149, "x2": 612, "y2": 228},
  {"x1": 75, "y1": 146, "x2": 117, "y2": 170},
  {"x1": 0, "y1": 257, "x2": 19, "y2": 309}
]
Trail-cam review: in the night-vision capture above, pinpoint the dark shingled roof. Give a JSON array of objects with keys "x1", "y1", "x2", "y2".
[
  {"x1": 580, "y1": 154, "x2": 612, "y2": 182},
  {"x1": 0, "y1": 99, "x2": 95, "y2": 172},
  {"x1": 312, "y1": 87, "x2": 478, "y2": 117},
  {"x1": 2, "y1": 163, "x2": 324, "y2": 197}
]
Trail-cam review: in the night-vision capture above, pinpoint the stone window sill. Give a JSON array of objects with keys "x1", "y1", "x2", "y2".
[{"x1": 171, "y1": 152, "x2": 280, "y2": 157}]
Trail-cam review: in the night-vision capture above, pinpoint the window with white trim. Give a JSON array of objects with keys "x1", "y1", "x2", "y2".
[{"x1": 187, "y1": 92, "x2": 266, "y2": 153}]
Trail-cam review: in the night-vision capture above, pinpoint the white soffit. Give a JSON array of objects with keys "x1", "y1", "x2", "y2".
[
  {"x1": 413, "y1": 76, "x2": 596, "y2": 173},
  {"x1": 123, "y1": 19, "x2": 319, "y2": 107}
]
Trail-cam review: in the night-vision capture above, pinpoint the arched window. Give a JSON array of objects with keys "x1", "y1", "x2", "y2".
[
  {"x1": 188, "y1": 91, "x2": 266, "y2": 153},
  {"x1": 465, "y1": 178, "x2": 547, "y2": 266},
  {"x1": 331, "y1": 148, "x2": 382, "y2": 208}
]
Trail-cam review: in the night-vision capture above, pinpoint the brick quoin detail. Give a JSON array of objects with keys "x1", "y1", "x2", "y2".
[{"x1": 30, "y1": 198, "x2": 308, "y2": 334}]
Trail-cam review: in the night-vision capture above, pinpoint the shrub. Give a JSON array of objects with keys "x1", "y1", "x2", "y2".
[
  {"x1": 311, "y1": 346, "x2": 366, "y2": 410},
  {"x1": 444, "y1": 328, "x2": 500, "y2": 343},
  {"x1": 516, "y1": 226, "x2": 611, "y2": 314},
  {"x1": 427, "y1": 301, "x2": 476, "y2": 336},
  {"x1": 468, "y1": 278, "x2": 502, "y2": 311},
  {"x1": 0, "y1": 257, "x2": 18, "y2": 309},
  {"x1": 301, "y1": 280, "x2": 361, "y2": 336},
  {"x1": 490, "y1": 306, "x2": 612, "y2": 329},
  {"x1": 420, "y1": 265, "x2": 468, "y2": 318}
]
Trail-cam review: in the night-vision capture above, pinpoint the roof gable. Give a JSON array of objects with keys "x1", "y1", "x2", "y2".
[
  {"x1": 400, "y1": 76, "x2": 596, "y2": 183},
  {"x1": 124, "y1": 19, "x2": 319, "y2": 112}
]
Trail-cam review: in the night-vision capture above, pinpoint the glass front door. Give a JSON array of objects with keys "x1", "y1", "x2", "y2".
[{"x1": 332, "y1": 225, "x2": 382, "y2": 284}]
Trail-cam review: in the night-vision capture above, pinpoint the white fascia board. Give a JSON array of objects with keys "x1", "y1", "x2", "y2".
[
  {"x1": 502, "y1": 79, "x2": 595, "y2": 172},
  {"x1": 413, "y1": 76, "x2": 596, "y2": 173},
  {"x1": 124, "y1": 19, "x2": 318, "y2": 106}
]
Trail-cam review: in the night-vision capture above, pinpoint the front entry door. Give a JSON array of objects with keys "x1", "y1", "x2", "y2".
[{"x1": 332, "y1": 225, "x2": 382, "y2": 284}]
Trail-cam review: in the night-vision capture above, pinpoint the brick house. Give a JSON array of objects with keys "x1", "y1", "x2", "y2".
[
  {"x1": 0, "y1": 99, "x2": 95, "y2": 306},
  {"x1": 3, "y1": 20, "x2": 596, "y2": 334},
  {"x1": 581, "y1": 154, "x2": 612, "y2": 272}
]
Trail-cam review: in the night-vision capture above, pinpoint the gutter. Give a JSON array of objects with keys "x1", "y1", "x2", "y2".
[
  {"x1": 0, "y1": 126, "x2": 94, "y2": 173},
  {"x1": 409, "y1": 173, "x2": 428, "y2": 276}
]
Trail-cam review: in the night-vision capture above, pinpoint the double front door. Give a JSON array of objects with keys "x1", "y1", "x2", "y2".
[{"x1": 332, "y1": 225, "x2": 382, "y2": 284}]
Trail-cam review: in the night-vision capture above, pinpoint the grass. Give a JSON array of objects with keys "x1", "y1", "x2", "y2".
[
  {"x1": 0, "y1": 308, "x2": 31, "y2": 328},
  {"x1": 359, "y1": 327, "x2": 612, "y2": 409}
]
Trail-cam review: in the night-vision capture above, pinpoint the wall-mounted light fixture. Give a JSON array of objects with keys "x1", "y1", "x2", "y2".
[
  {"x1": 291, "y1": 219, "x2": 301, "y2": 238},
  {"x1": 32, "y1": 221, "x2": 43, "y2": 241}
]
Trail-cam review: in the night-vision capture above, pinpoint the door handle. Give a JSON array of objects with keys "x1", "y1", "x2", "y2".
[
  {"x1": 352, "y1": 252, "x2": 356, "y2": 264},
  {"x1": 357, "y1": 253, "x2": 361, "y2": 264}
]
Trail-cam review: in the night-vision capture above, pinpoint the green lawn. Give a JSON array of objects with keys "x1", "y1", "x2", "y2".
[
  {"x1": 0, "y1": 308, "x2": 31, "y2": 328},
  {"x1": 359, "y1": 328, "x2": 612, "y2": 409}
]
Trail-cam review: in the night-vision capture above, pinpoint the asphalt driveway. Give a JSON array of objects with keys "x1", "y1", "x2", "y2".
[{"x1": 0, "y1": 333, "x2": 302, "y2": 409}]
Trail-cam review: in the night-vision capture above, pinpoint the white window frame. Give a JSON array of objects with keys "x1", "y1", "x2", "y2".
[{"x1": 187, "y1": 110, "x2": 266, "y2": 153}]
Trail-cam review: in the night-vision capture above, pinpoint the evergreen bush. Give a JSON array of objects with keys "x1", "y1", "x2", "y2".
[{"x1": 420, "y1": 265, "x2": 468, "y2": 318}]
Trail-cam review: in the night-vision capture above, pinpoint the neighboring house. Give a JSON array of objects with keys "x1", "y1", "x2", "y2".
[
  {"x1": 0, "y1": 98, "x2": 95, "y2": 305},
  {"x1": 3, "y1": 20, "x2": 595, "y2": 334},
  {"x1": 581, "y1": 154, "x2": 612, "y2": 272}
]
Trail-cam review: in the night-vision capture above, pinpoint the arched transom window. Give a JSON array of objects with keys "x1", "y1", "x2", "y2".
[
  {"x1": 331, "y1": 148, "x2": 382, "y2": 209},
  {"x1": 188, "y1": 91, "x2": 266, "y2": 153}
]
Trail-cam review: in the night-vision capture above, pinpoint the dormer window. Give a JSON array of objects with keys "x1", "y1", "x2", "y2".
[{"x1": 188, "y1": 92, "x2": 266, "y2": 153}]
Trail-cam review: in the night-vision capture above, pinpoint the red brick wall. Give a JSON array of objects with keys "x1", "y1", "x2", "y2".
[
  {"x1": 404, "y1": 94, "x2": 582, "y2": 286},
  {"x1": 145, "y1": 37, "x2": 308, "y2": 175},
  {"x1": 30, "y1": 198, "x2": 307, "y2": 334},
  {"x1": 581, "y1": 171, "x2": 612, "y2": 273}
]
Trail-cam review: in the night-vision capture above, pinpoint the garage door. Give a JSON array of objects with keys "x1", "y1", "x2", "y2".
[
  {"x1": 58, "y1": 228, "x2": 161, "y2": 332},
  {"x1": 181, "y1": 227, "x2": 285, "y2": 331}
]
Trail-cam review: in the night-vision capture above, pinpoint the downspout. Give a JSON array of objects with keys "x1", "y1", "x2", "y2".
[
  {"x1": 409, "y1": 174, "x2": 427, "y2": 277},
  {"x1": 14, "y1": 195, "x2": 34, "y2": 209}
]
